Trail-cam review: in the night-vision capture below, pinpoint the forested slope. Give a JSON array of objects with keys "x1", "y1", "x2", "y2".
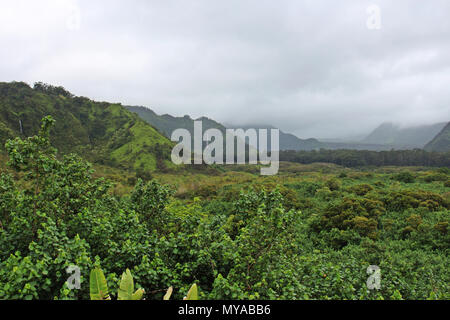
[
  {"x1": 425, "y1": 122, "x2": 450, "y2": 152},
  {"x1": 0, "y1": 82, "x2": 174, "y2": 172}
]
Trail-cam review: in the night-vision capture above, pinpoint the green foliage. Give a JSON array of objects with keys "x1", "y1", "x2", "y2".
[
  {"x1": 0, "y1": 116, "x2": 448, "y2": 301},
  {"x1": 118, "y1": 269, "x2": 145, "y2": 300},
  {"x1": 393, "y1": 171, "x2": 415, "y2": 183},
  {"x1": 325, "y1": 178, "x2": 341, "y2": 191},
  {"x1": 348, "y1": 184, "x2": 374, "y2": 196},
  {"x1": 280, "y1": 148, "x2": 450, "y2": 167},
  {"x1": 0, "y1": 81, "x2": 174, "y2": 172},
  {"x1": 313, "y1": 197, "x2": 384, "y2": 246},
  {"x1": 89, "y1": 267, "x2": 144, "y2": 300},
  {"x1": 424, "y1": 122, "x2": 450, "y2": 152},
  {"x1": 163, "y1": 286, "x2": 173, "y2": 300},
  {"x1": 130, "y1": 179, "x2": 173, "y2": 231},
  {"x1": 185, "y1": 283, "x2": 199, "y2": 300},
  {"x1": 90, "y1": 268, "x2": 110, "y2": 300}
]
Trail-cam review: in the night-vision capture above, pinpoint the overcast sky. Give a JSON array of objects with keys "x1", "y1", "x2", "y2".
[{"x1": 1, "y1": 0, "x2": 449, "y2": 139}]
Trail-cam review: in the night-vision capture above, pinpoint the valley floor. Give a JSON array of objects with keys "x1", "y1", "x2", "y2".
[{"x1": 1, "y1": 148, "x2": 449, "y2": 299}]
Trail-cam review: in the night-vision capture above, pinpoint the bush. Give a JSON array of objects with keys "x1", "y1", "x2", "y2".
[
  {"x1": 393, "y1": 171, "x2": 415, "y2": 183},
  {"x1": 325, "y1": 178, "x2": 341, "y2": 191},
  {"x1": 423, "y1": 173, "x2": 448, "y2": 183},
  {"x1": 348, "y1": 184, "x2": 374, "y2": 196},
  {"x1": 313, "y1": 197, "x2": 382, "y2": 245}
]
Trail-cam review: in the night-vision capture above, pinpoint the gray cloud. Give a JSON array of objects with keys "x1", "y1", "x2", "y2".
[{"x1": 1, "y1": 0, "x2": 449, "y2": 139}]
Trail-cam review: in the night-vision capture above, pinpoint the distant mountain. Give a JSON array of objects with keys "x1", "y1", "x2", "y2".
[
  {"x1": 127, "y1": 107, "x2": 438, "y2": 152},
  {"x1": 224, "y1": 124, "x2": 323, "y2": 151},
  {"x1": 127, "y1": 108, "x2": 327, "y2": 153},
  {"x1": 225, "y1": 124, "x2": 405, "y2": 151},
  {"x1": 424, "y1": 122, "x2": 450, "y2": 152},
  {"x1": 127, "y1": 106, "x2": 327, "y2": 152},
  {"x1": 0, "y1": 82, "x2": 174, "y2": 172},
  {"x1": 126, "y1": 106, "x2": 254, "y2": 160},
  {"x1": 7, "y1": 81, "x2": 440, "y2": 176},
  {"x1": 362, "y1": 122, "x2": 447, "y2": 148},
  {"x1": 126, "y1": 106, "x2": 227, "y2": 139},
  {"x1": 320, "y1": 141, "x2": 411, "y2": 151}
]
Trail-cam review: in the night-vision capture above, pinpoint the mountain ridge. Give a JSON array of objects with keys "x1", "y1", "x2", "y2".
[
  {"x1": 2, "y1": 82, "x2": 448, "y2": 164},
  {"x1": 424, "y1": 122, "x2": 450, "y2": 152},
  {"x1": 0, "y1": 82, "x2": 175, "y2": 172},
  {"x1": 362, "y1": 122, "x2": 447, "y2": 148},
  {"x1": 128, "y1": 105, "x2": 446, "y2": 152}
]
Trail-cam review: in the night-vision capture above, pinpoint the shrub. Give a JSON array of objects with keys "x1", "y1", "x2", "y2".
[
  {"x1": 423, "y1": 173, "x2": 448, "y2": 183},
  {"x1": 349, "y1": 184, "x2": 374, "y2": 196},
  {"x1": 393, "y1": 171, "x2": 415, "y2": 183},
  {"x1": 325, "y1": 178, "x2": 341, "y2": 191},
  {"x1": 314, "y1": 197, "x2": 382, "y2": 245}
]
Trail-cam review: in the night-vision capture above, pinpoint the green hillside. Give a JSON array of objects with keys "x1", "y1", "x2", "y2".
[
  {"x1": 126, "y1": 106, "x2": 253, "y2": 160},
  {"x1": 226, "y1": 124, "x2": 324, "y2": 151},
  {"x1": 0, "y1": 82, "x2": 174, "y2": 172},
  {"x1": 127, "y1": 107, "x2": 325, "y2": 152},
  {"x1": 126, "y1": 106, "x2": 227, "y2": 138},
  {"x1": 424, "y1": 122, "x2": 450, "y2": 152}
]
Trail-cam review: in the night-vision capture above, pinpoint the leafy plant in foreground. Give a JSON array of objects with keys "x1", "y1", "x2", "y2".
[
  {"x1": 90, "y1": 267, "x2": 144, "y2": 300},
  {"x1": 89, "y1": 267, "x2": 198, "y2": 300}
]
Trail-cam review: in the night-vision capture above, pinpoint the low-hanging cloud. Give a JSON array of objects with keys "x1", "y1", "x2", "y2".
[{"x1": 1, "y1": 0, "x2": 449, "y2": 139}]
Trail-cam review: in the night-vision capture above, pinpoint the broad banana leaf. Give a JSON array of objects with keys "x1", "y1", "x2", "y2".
[
  {"x1": 90, "y1": 268, "x2": 110, "y2": 300},
  {"x1": 132, "y1": 288, "x2": 145, "y2": 300},
  {"x1": 118, "y1": 269, "x2": 134, "y2": 300},
  {"x1": 185, "y1": 284, "x2": 198, "y2": 300},
  {"x1": 163, "y1": 286, "x2": 173, "y2": 300},
  {"x1": 118, "y1": 269, "x2": 144, "y2": 300}
]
